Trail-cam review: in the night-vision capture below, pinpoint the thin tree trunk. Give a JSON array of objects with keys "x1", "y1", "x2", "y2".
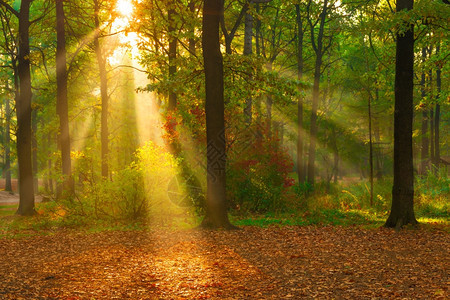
[
  {"x1": 168, "y1": 3, "x2": 177, "y2": 111},
  {"x1": 368, "y1": 94, "x2": 374, "y2": 206},
  {"x1": 16, "y1": 0, "x2": 35, "y2": 215},
  {"x1": 307, "y1": 0, "x2": 328, "y2": 187},
  {"x1": 265, "y1": 63, "x2": 273, "y2": 138},
  {"x1": 374, "y1": 87, "x2": 383, "y2": 180},
  {"x1": 32, "y1": 107, "x2": 38, "y2": 194},
  {"x1": 307, "y1": 53, "x2": 322, "y2": 186},
  {"x1": 201, "y1": 0, "x2": 235, "y2": 229},
  {"x1": 243, "y1": 5, "x2": 253, "y2": 125},
  {"x1": 56, "y1": 0, "x2": 72, "y2": 193},
  {"x1": 94, "y1": 0, "x2": 109, "y2": 178},
  {"x1": 295, "y1": 4, "x2": 305, "y2": 184},
  {"x1": 385, "y1": 0, "x2": 418, "y2": 229},
  {"x1": 188, "y1": 0, "x2": 196, "y2": 55},
  {"x1": 47, "y1": 133, "x2": 53, "y2": 194},
  {"x1": 430, "y1": 107, "x2": 435, "y2": 170},
  {"x1": 4, "y1": 93, "x2": 12, "y2": 192},
  {"x1": 255, "y1": 4, "x2": 261, "y2": 56},
  {"x1": 434, "y1": 44, "x2": 441, "y2": 169},
  {"x1": 420, "y1": 48, "x2": 428, "y2": 175}
]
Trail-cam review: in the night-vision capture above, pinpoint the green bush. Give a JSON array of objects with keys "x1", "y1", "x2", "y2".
[{"x1": 71, "y1": 141, "x2": 186, "y2": 223}]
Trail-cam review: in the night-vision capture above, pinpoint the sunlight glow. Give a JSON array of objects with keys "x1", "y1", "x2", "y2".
[{"x1": 116, "y1": 0, "x2": 134, "y2": 18}]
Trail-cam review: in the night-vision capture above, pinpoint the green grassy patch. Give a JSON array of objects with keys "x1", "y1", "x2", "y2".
[{"x1": 231, "y1": 209, "x2": 386, "y2": 228}]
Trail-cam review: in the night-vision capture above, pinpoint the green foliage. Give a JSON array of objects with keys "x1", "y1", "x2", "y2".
[
  {"x1": 415, "y1": 169, "x2": 450, "y2": 220},
  {"x1": 70, "y1": 141, "x2": 189, "y2": 224}
]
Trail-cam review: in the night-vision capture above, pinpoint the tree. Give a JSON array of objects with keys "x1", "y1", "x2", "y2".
[
  {"x1": 93, "y1": 0, "x2": 110, "y2": 179},
  {"x1": 385, "y1": 0, "x2": 418, "y2": 229},
  {"x1": 201, "y1": 0, "x2": 235, "y2": 229},
  {"x1": 295, "y1": 3, "x2": 305, "y2": 184},
  {"x1": 306, "y1": 0, "x2": 334, "y2": 186},
  {"x1": 0, "y1": 0, "x2": 36, "y2": 215},
  {"x1": 56, "y1": 0, "x2": 72, "y2": 193},
  {"x1": 4, "y1": 94, "x2": 12, "y2": 193},
  {"x1": 168, "y1": 0, "x2": 177, "y2": 111}
]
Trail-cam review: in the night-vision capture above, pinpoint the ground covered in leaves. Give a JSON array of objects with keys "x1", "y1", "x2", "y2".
[{"x1": 0, "y1": 226, "x2": 448, "y2": 299}]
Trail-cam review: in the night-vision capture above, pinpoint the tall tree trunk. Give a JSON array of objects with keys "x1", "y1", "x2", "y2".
[
  {"x1": 188, "y1": 0, "x2": 196, "y2": 55},
  {"x1": 4, "y1": 93, "x2": 12, "y2": 192},
  {"x1": 307, "y1": 53, "x2": 322, "y2": 186},
  {"x1": 374, "y1": 87, "x2": 383, "y2": 180},
  {"x1": 168, "y1": 3, "x2": 177, "y2": 111},
  {"x1": 429, "y1": 106, "x2": 435, "y2": 170},
  {"x1": 265, "y1": 63, "x2": 273, "y2": 138},
  {"x1": 385, "y1": 0, "x2": 418, "y2": 229},
  {"x1": 94, "y1": 0, "x2": 109, "y2": 178},
  {"x1": 56, "y1": 0, "x2": 72, "y2": 193},
  {"x1": 16, "y1": 0, "x2": 35, "y2": 215},
  {"x1": 434, "y1": 44, "x2": 441, "y2": 169},
  {"x1": 420, "y1": 48, "x2": 428, "y2": 175},
  {"x1": 307, "y1": 0, "x2": 328, "y2": 187},
  {"x1": 255, "y1": 4, "x2": 261, "y2": 56},
  {"x1": 368, "y1": 94, "x2": 374, "y2": 206},
  {"x1": 167, "y1": 2, "x2": 180, "y2": 156},
  {"x1": 243, "y1": 4, "x2": 252, "y2": 125},
  {"x1": 201, "y1": 0, "x2": 235, "y2": 229},
  {"x1": 295, "y1": 4, "x2": 305, "y2": 184},
  {"x1": 32, "y1": 107, "x2": 38, "y2": 194},
  {"x1": 47, "y1": 133, "x2": 54, "y2": 194}
]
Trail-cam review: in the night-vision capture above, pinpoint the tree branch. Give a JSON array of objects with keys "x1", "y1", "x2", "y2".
[{"x1": 0, "y1": 0, "x2": 18, "y2": 18}]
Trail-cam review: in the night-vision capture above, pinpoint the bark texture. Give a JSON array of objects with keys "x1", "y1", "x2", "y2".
[
  {"x1": 16, "y1": 0, "x2": 35, "y2": 215},
  {"x1": 385, "y1": 0, "x2": 418, "y2": 229},
  {"x1": 56, "y1": 0, "x2": 72, "y2": 193},
  {"x1": 201, "y1": 0, "x2": 235, "y2": 229}
]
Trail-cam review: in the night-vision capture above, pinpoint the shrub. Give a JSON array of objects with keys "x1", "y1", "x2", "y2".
[
  {"x1": 227, "y1": 130, "x2": 295, "y2": 213},
  {"x1": 71, "y1": 141, "x2": 185, "y2": 223}
]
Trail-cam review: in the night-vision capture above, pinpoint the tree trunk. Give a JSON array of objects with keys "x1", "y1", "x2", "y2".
[
  {"x1": 4, "y1": 94, "x2": 12, "y2": 192},
  {"x1": 16, "y1": 0, "x2": 35, "y2": 215},
  {"x1": 201, "y1": 0, "x2": 235, "y2": 229},
  {"x1": 265, "y1": 63, "x2": 273, "y2": 138},
  {"x1": 306, "y1": 0, "x2": 328, "y2": 187},
  {"x1": 307, "y1": 53, "x2": 322, "y2": 186},
  {"x1": 434, "y1": 44, "x2": 441, "y2": 168},
  {"x1": 374, "y1": 87, "x2": 383, "y2": 180},
  {"x1": 94, "y1": 0, "x2": 109, "y2": 179},
  {"x1": 243, "y1": 6, "x2": 253, "y2": 125},
  {"x1": 168, "y1": 3, "x2": 177, "y2": 111},
  {"x1": 47, "y1": 133, "x2": 54, "y2": 194},
  {"x1": 32, "y1": 107, "x2": 38, "y2": 194},
  {"x1": 188, "y1": 0, "x2": 196, "y2": 55},
  {"x1": 429, "y1": 106, "x2": 435, "y2": 170},
  {"x1": 368, "y1": 94, "x2": 374, "y2": 206},
  {"x1": 56, "y1": 0, "x2": 72, "y2": 193},
  {"x1": 385, "y1": 0, "x2": 418, "y2": 229},
  {"x1": 295, "y1": 4, "x2": 305, "y2": 184},
  {"x1": 255, "y1": 4, "x2": 261, "y2": 56},
  {"x1": 420, "y1": 48, "x2": 428, "y2": 175}
]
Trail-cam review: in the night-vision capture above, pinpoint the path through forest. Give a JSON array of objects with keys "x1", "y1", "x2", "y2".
[{"x1": 0, "y1": 226, "x2": 448, "y2": 299}]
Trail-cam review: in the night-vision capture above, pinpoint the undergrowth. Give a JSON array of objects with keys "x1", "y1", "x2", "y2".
[{"x1": 0, "y1": 170, "x2": 448, "y2": 238}]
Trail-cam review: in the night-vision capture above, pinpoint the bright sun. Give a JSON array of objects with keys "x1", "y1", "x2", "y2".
[{"x1": 116, "y1": 0, "x2": 134, "y2": 18}]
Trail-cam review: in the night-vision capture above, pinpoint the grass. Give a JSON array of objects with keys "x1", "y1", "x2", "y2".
[{"x1": 231, "y1": 208, "x2": 386, "y2": 228}]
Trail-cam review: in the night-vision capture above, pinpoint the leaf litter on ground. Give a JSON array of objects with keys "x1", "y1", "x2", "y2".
[{"x1": 0, "y1": 225, "x2": 448, "y2": 299}]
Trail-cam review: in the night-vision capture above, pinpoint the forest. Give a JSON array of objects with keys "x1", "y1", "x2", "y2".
[{"x1": 0, "y1": 0, "x2": 449, "y2": 298}]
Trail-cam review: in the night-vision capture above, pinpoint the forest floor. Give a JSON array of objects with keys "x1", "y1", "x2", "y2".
[
  {"x1": 0, "y1": 225, "x2": 448, "y2": 299},
  {"x1": 0, "y1": 191, "x2": 42, "y2": 206}
]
